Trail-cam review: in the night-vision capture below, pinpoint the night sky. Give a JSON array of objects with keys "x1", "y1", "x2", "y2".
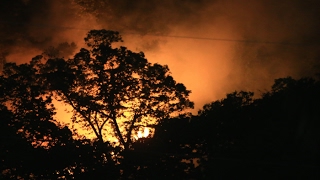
[{"x1": 1, "y1": 0, "x2": 320, "y2": 113}]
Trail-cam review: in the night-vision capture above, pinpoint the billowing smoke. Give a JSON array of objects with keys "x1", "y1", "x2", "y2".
[
  {"x1": 0, "y1": 0, "x2": 99, "y2": 62},
  {"x1": 1, "y1": 0, "x2": 320, "y2": 113},
  {"x1": 224, "y1": 0, "x2": 320, "y2": 94}
]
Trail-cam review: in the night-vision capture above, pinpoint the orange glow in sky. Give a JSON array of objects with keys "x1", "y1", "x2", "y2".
[{"x1": 2, "y1": 0, "x2": 320, "y2": 140}]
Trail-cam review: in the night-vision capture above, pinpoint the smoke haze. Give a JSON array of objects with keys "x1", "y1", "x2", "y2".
[{"x1": 1, "y1": 0, "x2": 320, "y2": 114}]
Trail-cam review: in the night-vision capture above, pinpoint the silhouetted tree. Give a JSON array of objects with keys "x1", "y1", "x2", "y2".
[
  {"x1": 42, "y1": 29, "x2": 194, "y2": 153},
  {"x1": 120, "y1": 115, "x2": 198, "y2": 179},
  {"x1": 143, "y1": 77, "x2": 320, "y2": 179},
  {"x1": 257, "y1": 77, "x2": 320, "y2": 162},
  {"x1": 1, "y1": 29, "x2": 193, "y2": 179},
  {"x1": 184, "y1": 78, "x2": 320, "y2": 179},
  {"x1": 0, "y1": 58, "x2": 79, "y2": 178}
]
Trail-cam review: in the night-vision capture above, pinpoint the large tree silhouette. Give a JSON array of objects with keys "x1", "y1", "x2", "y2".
[
  {"x1": 0, "y1": 58, "x2": 77, "y2": 179},
  {"x1": 2, "y1": 44, "x2": 320, "y2": 178},
  {"x1": 42, "y1": 30, "x2": 194, "y2": 151}
]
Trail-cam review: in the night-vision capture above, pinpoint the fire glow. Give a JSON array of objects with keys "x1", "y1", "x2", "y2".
[{"x1": 135, "y1": 127, "x2": 150, "y2": 140}]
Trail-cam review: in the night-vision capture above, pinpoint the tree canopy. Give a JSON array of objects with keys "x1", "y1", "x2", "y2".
[
  {"x1": 1, "y1": 29, "x2": 320, "y2": 179},
  {"x1": 42, "y1": 29, "x2": 194, "y2": 150}
]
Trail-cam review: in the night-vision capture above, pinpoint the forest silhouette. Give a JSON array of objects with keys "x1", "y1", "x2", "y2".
[{"x1": 1, "y1": 30, "x2": 320, "y2": 179}]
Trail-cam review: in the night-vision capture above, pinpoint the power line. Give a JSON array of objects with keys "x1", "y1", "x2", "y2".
[
  {"x1": 0, "y1": 20, "x2": 319, "y2": 46},
  {"x1": 128, "y1": 33, "x2": 307, "y2": 46}
]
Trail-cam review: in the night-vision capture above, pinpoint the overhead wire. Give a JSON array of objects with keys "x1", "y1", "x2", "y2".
[{"x1": 0, "y1": 20, "x2": 318, "y2": 46}]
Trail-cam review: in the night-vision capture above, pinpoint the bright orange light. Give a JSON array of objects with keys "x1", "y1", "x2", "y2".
[
  {"x1": 143, "y1": 128, "x2": 150, "y2": 137},
  {"x1": 135, "y1": 127, "x2": 150, "y2": 139}
]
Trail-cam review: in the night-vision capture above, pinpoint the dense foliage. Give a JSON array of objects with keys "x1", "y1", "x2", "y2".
[{"x1": 1, "y1": 30, "x2": 320, "y2": 179}]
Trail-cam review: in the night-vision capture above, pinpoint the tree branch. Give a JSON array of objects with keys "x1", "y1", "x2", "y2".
[
  {"x1": 125, "y1": 112, "x2": 140, "y2": 147},
  {"x1": 61, "y1": 91, "x2": 101, "y2": 141}
]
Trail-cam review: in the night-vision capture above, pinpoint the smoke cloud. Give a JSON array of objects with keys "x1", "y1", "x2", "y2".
[{"x1": 1, "y1": 0, "x2": 320, "y2": 114}]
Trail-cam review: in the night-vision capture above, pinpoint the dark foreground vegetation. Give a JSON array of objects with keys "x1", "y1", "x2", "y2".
[{"x1": 1, "y1": 30, "x2": 320, "y2": 179}]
